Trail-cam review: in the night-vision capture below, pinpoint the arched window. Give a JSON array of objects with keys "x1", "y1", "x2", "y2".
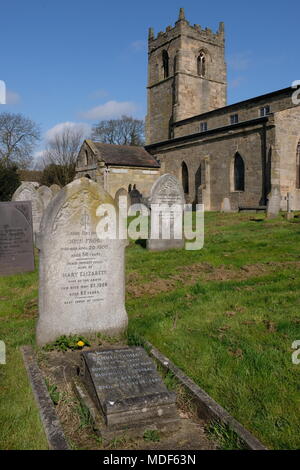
[
  {"x1": 234, "y1": 153, "x2": 245, "y2": 191},
  {"x1": 84, "y1": 174, "x2": 91, "y2": 179},
  {"x1": 197, "y1": 52, "x2": 206, "y2": 77},
  {"x1": 296, "y1": 140, "x2": 300, "y2": 189},
  {"x1": 84, "y1": 150, "x2": 88, "y2": 166},
  {"x1": 182, "y1": 161, "x2": 189, "y2": 194},
  {"x1": 162, "y1": 50, "x2": 169, "y2": 79}
]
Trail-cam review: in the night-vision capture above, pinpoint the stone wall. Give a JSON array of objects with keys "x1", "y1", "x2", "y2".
[
  {"x1": 174, "y1": 88, "x2": 295, "y2": 138},
  {"x1": 273, "y1": 106, "x2": 300, "y2": 210},
  {"x1": 106, "y1": 167, "x2": 160, "y2": 200},
  {"x1": 148, "y1": 119, "x2": 275, "y2": 211}
]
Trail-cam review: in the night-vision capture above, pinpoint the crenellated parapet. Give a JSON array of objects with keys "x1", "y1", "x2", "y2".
[
  {"x1": 146, "y1": 8, "x2": 227, "y2": 145},
  {"x1": 148, "y1": 8, "x2": 224, "y2": 51}
]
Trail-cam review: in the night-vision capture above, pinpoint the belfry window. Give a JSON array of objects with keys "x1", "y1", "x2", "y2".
[
  {"x1": 162, "y1": 50, "x2": 169, "y2": 79},
  {"x1": 197, "y1": 52, "x2": 206, "y2": 77},
  {"x1": 234, "y1": 153, "x2": 245, "y2": 191}
]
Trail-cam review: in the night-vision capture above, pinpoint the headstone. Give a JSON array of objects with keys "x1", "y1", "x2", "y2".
[
  {"x1": 267, "y1": 186, "x2": 281, "y2": 219},
  {"x1": 81, "y1": 347, "x2": 179, "y2": 431},
  {"x1": 37, "y1": 185, "x2": 53, "y2": 209},
  {"x1": 50, "y1": 184, "x2": 61, "y2": 196},
  {"x1": 0, "y1": 201, "x2": 34, "y2": 276},
  {"x1": 128, "y1": 187, "x2": 144, "y2": 216},
  {"x1": 129, "y1": 187, "x2": 142, "y2": 205},
  {"x1": 221, "y1": 197, "x2": 231, "y2": 213},
  {"x1": 147, "y1": 174, "x2": 185, "y2": 251},
  {"x1": 36, "y1": 177, "x2": 128, "y2": 346},
  {"x1": 114, "y1": 188, "x2": 129, "y2": 208},
  {"x1": 12, "y1": 182, "x2": 44, "y2": 234}
]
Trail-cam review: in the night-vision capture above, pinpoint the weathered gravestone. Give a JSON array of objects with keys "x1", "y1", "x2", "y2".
[
  {"x1": 80, "y1": 347, "x2": 179, "y2": 434},
  {"x1": 221, "y1": 197, "x2": 231, "y2": 213},
  {"x1": 128, "y1": 187, "x2": 144, "y2": 216},
  {"x1": 114, "y1": 188, "x2": 129, "y2": 209},
  {"x1": 0, "y1": 201, "x2": 34, "y2": 276},
  {"x1": 37, "y1": 185, "x2": 53, "y2": 209},
  {"x1": 267, "y1": 186, "x2": 281, "y2": 219},
  {"x1": 12, "y1": 182, "x2": 44, "y2": 234},
  {"x1": 36, "y1": 177, "x2": 128, "y2": 346},
  {"x1": 147, "y1": 174, "x2": 185, "y2": 251}
]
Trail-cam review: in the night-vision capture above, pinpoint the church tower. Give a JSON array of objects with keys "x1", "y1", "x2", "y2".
[{"x1": 145, "y1": 8, "x2": 227, "y2": 145}]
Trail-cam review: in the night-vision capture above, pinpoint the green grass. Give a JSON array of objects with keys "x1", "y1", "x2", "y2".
[
  {"x1": 126, "y1": 212, "x2": 300, "y2": 450},
  {"x1": 0, "y1": 212, "x2": 300, "y2": 449},
  {"x1": 0, "y1": 262, "x2": 48, "y2": 449}
]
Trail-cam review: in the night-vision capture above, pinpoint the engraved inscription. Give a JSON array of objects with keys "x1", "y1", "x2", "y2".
[
  {"x1": 82, "y1": 347, "x2": 174, "y2": 413},
  {"x1": 0, "y1": 201, "x2": 34, "y2": 275},
  {"x1": 60, "y1": 230, "x2": 109, "y2": 306}
]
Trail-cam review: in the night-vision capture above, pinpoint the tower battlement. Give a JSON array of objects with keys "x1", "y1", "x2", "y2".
[
  {"x1": 148, "y1": 8, "x2": 224, "y2": 50},
  {"x1": 146, "y1": 8, "x2": 227, "y2": 145}
]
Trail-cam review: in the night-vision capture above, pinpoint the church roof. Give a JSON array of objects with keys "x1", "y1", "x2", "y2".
[{"x1": 86, "y1": 140, "x2": 160, "y2": 168}]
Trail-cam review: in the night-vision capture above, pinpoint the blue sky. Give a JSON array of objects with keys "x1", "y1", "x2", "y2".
[{"x1": 1, "y1": 0, "x2": 299, "y2": 160}]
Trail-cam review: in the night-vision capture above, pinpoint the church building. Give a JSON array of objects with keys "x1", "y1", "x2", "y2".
[{"x1": 76, "y1": 8, "x2": 300, "y2": 211}]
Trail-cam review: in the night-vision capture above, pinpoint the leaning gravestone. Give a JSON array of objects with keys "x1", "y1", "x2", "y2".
[
  {"x1": 267, "y1": 186, "x2": 281, "y2": 219},
  {"x1": 80, "y1": 347, "x2": 179, "y2": 434},
  {"x1": 37, "y1": 185, "x2": 53, "y2": 209},
  {"x1": 36, "y1": 177, "x2": 128, "y2": 346},
  {"x1": 0, "y1": 201, "x2": 35, "y2": 276},
  {"x1": 12, "y1": 182, "x2": 44, "y2": 234},
  {"x1": 147, "y1": 174, "x2": 185, "y2": 251}
]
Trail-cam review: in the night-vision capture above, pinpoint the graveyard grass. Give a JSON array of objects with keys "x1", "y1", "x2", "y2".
[{"x1": 0, "y1": 212, "x2": 299, "y2": 449}]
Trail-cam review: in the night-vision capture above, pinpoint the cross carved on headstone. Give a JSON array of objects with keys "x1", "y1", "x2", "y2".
[{"x1": 80, "y1": 210, "x2": 90, "y2": 230}]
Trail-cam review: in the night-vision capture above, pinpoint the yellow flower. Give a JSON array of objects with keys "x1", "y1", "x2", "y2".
[{"x1": 77, "y1": 340, "x2": 85, "y2": 347}]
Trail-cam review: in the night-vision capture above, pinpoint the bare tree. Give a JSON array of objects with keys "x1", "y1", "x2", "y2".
[
  {"x1": 42, "y1": 125, "x2": 86, "y2": 185},
  {"x1": 92, "y1": 115, "x2": 144, "y2": 146},
  {"x1": 0, "y1": 112, "x2": 40, "y2": 169}
]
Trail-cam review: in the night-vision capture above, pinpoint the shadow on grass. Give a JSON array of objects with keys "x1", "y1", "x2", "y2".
[{"x1": 135, "y1": 239, "x2": 147, "y2": 249}]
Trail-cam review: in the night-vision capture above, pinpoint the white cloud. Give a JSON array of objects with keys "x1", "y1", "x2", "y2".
[
  {"x1": 130, "y1": 40, "x2": 146, "y2": 52},
  {"x1": 79, "y1": 100, "x2": 137, "y2": 120},
  {"x1": 45, "y1": 121, "x2": 91, "y2": 141},
  {"x1": 6, "y1": 89, "x2": 21, "y2": 105}
]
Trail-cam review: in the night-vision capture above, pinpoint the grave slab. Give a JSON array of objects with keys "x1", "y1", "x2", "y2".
[{"x1": 80, "y1": 347, "x2": 179, "y2": 432}]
